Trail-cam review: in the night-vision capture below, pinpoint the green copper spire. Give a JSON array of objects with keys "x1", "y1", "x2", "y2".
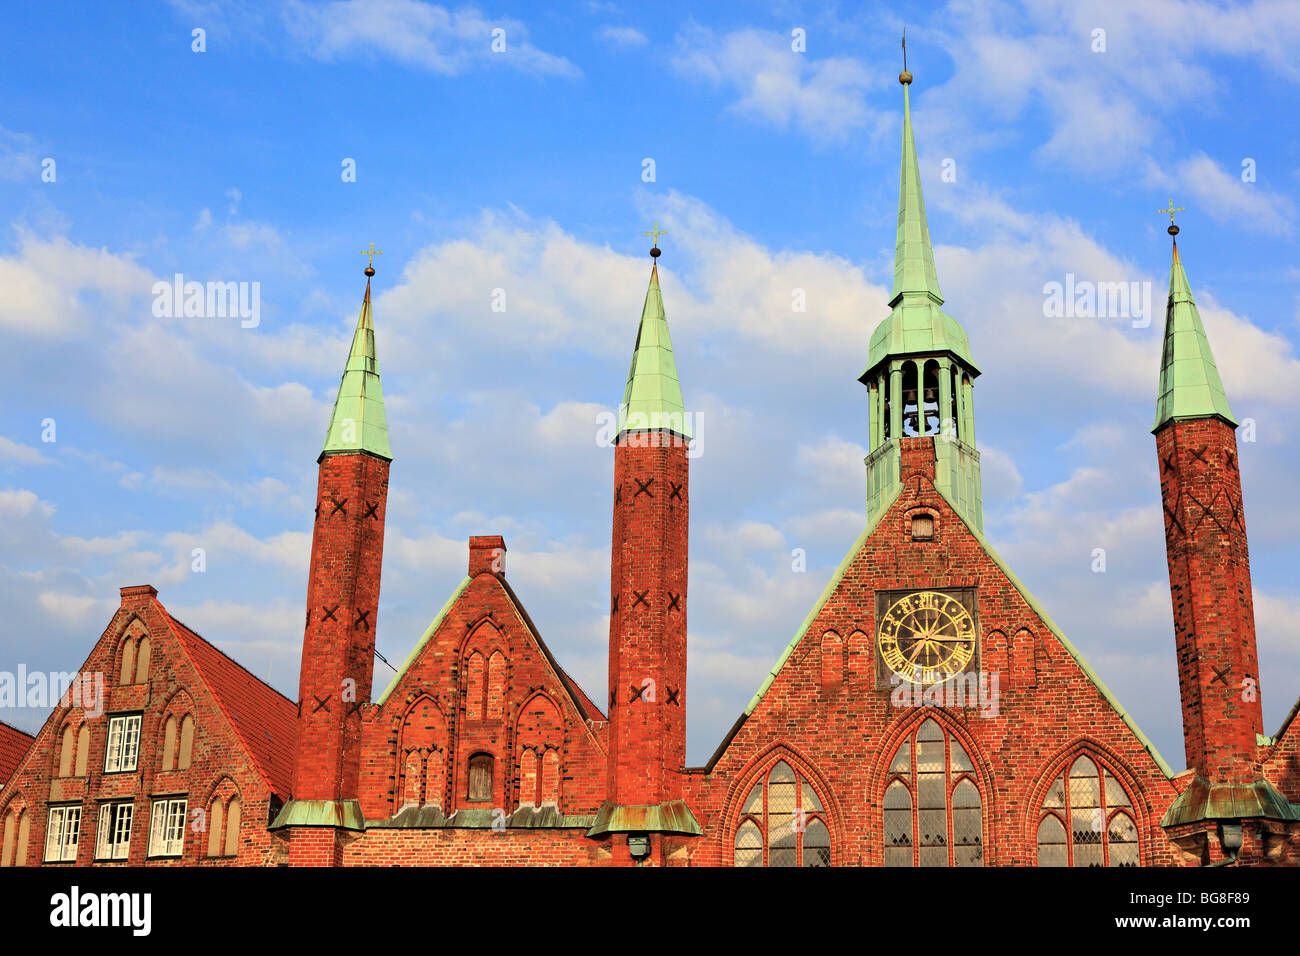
[
  {"x1": 617, "y1": 257, "x2": 690, "y2": 439},
  {"x1": 861, "y1": 64, "x2": 984, "y2": 534},
  {"x1": 320, "y1": 273, "x2": 392, "y2": 461},
  {"x1": 891, "y1": 82, "x2": 943, "y2": 305},
  {"x1": 1152, "y1": 236, "x2": 1237, "y2": 432},
  {"x1": 864, "y1": 75, "x2": 976, "y2": 376}
]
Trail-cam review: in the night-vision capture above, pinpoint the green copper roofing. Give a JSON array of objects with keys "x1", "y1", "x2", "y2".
[
  {"x1": 586, "y1": 799, "x2": 702, "y2": 837},
  {"x1": 320, "y1": 279, "x2": 392, "y2": 461},
  {"x1": 864, "y1": 83, "x2": 977, "y2": 377},
  {"x1": 891, "y1": 84, "x2": 942, "y2": 305},
  {"x1": 270, "y1": 798, "x2": 366, "y2": 831},
  {"x1": 375, "y1": 576, "x2": 471, "y2": 705},
  {"x1": 1161, "y1": 774, "x2": 1298, "y2": 826},
  {"x1": 1152, "y1": 239, "x2": 1237, "y2": 432},
  {"x1": 736, "y1": 481, "x2": 1174, "y2": 779},
  {"x1": 617, "y1": 263, "x2": 691, "y2": 439}
]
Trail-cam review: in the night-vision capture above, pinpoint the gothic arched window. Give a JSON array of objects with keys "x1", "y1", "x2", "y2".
[
  {"x1": 1036, "y1": 754, "x2": 1138, "y2": 867},
  {"x1": 732, "y1": 760, "x2": 831, "y2": 867},
  {"x1": 883, "y1": 718, "x2": 983, "y2": 866}
]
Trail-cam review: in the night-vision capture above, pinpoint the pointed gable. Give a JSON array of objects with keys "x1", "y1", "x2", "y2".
[
  {"x1": 166, "y1": 614, "x2": 298, "y2": 800},
  {"x1": 712, "y1": 439, "x2": 1173, "y2": 781}
]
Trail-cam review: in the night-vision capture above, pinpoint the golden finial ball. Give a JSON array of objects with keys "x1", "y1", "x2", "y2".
[
  {"x1": 1168, "y1": 224, "x2": 1179, "y2": 236},
  {"x1": 899, "y1": 70, "x2": 912, "y2": 85},
  {"x1": 365, "y1": 266, "x2": 376, "y2": 276}
]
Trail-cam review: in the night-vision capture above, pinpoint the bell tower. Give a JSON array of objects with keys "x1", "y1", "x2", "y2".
[{"x1": 860, "y1": 67, "x2": 983, "y2": 530}]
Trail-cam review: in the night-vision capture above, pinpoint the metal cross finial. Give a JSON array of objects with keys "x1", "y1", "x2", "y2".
[
  {"x1": 1158, "y1": 198, "x2": 1185, "y2": 237},
  {"x1": 902, "y1": 28, "x2": 907, "y2": 72},
  {"x1": 643, "y1": 222, "x2": 668, "y2": 258},
  {"x1": 1158, "y1": 198, "x2": 1185, "y2": 225},
  {"x1": 360, "y1": 242, "x2": 384, "y2": 273}
]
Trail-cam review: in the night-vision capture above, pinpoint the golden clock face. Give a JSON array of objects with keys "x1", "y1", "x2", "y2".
[{"x1": 878, "y1": 590, "x2": 976, "y2": 684}]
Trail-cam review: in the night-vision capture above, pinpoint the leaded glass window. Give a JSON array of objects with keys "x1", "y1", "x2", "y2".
[
  {"x1": 731, "y1": 760, "x2": 831, "y2": 867},
  {"x1": 1035, "y1": 754, "x2": 1138, "y2": 866},
  {"x1": 883, "y1": 718, "x2": 983, "y2": 866}
]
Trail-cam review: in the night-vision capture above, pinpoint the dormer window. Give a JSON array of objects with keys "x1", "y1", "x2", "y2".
[{"x1": 911, "y1": 513, "x2": 935, "y2": 541}]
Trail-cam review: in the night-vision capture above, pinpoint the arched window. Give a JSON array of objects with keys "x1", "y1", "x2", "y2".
[
  {"x1": 1036, "y1": 754, "x2": 1139, "y2": 867},
  {"x1": 205, "y1": 794, "x2": 242, "y2": 858},
  {"x1": 224, "y1": 797, "x2": 241, "y2": 857},
  {"x1": 732, "y1": 760, "x2": 831, "y2": 867},
  {"x1": 134, "y1": 636, "x2": 150, "y2": 683},
  {"x1": 207, "y1": 801, "x2": 224, "y2": 857},
  {"x1": 178, "y1": 715, "x2": 195, "y2": 769},
  {"x1": 541, "y1": 750, "x2": 559, "y2": 806},
  {"x1": 119, "y1": 637, "x2": 136, "y2": 685},
  {"x1": 1, "y1": 806, "x2": 31, "y2": 867},
  {"x1": 518, "y1": 749, "x2": 538, "y2": 807},
  {"x1": 486, "y1": 651, "x2": 507, "y2": 719},
  {"x1": 162, "y1": 716, "x2": 178, "y2": 772},
  {"x1": 402, "y1": 752, "x2": 423, "y2": 807},
  {"x1": 467, "y1": 753, "x2": 494, "y2": 803},
  {"x1": 465, "y1": 652, "x2": 486, "y2": 720},
  {"x1": 883, "y1": 718, "x2": 983, "y2": 866},
  {"x1": 424, "y1": 749, "x2": 445, "y2": 809},
  {"x1": 58, "y1": 725, "x2": 74, "y2": 778},
  {"x1": 74, "y1": 725, "x2": 89, "y2": 777}
]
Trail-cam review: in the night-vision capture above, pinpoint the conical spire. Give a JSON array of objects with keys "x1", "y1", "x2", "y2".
[
  {"x1": 321, "y1": 275, "x2": 392, "y2": 460},
  {"x1": 863, "y1": 71, "x2": 976, "y2": 377},
  {"x1": 617, "y1": 259, "x2": 690, "y2": 440},
  {"x1": 1152, "y1": 237, "x2": 1236, "y2": 432},
  {"x1": 890, "y1": 81, "x2": 943, "y2": 306}
]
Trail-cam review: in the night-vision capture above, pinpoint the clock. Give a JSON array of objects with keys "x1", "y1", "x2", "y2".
[{"x1": 877, "y1": 590, "x2": 977, "y2": 684}]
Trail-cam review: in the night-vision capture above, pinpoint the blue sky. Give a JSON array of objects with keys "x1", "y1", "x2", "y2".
[{"x1": 1, "y1": 0, "x2": 1298, "y2": 769}]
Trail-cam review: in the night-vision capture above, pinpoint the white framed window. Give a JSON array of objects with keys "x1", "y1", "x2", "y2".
[
  {"x1": 104, "y1": 714, "x2": 142, "y2": 773},
  {"x1": 43, "y1": 805, "x2": 82, "y2": 863},
  {"x1": 148, "y1": 798, "x2": 187, "y2": 858},
  {"x1": 95, "y1": 802, "x2": 134, "y2": 861}
]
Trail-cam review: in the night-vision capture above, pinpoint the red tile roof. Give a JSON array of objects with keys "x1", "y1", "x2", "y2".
[
  {"x1": 0, "y1": 720, "x2": 35, "y2": 787},
  {"x1": 559, "y1": 667, "x2": 605, "y2": 723},
  {"x1": 167, "y1": 613, "x2": 298, "y2": 800}
]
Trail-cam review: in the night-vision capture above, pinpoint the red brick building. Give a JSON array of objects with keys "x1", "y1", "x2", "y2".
[{"x1": 0, "y1": 73, "x2": 1296, "y2": 868}]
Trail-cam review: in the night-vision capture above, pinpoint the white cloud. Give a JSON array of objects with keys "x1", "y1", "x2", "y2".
[
  {"x1": 0, "y1": 435, "x2": 49, "y2": 465},
  {"x1": 282, "y1": 0, "x2": 580, "y2": 77},
  {"x1": 671, "y1": 24, "x2": 883, "y2": 141},
  {"x1": 0, "y1": 234, "x2": 154, "y2": 338},
  {"x1": 597, "y1": 25, "x2": 646, "y2": 47},
  {"x1": 1147, "y1": 153, "x2": 1294, "y2": 236}
]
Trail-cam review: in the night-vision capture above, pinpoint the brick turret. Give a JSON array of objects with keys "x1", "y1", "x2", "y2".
[
  {"x1": 593, "y1": 250, "x2": 700, "y2": 863},
  {"x1": 275, "y1": 264, "x2": 393, "y2": 865},
  {"x1": 1153, "y1": 226, "x2": 1296, "y2": 863}
]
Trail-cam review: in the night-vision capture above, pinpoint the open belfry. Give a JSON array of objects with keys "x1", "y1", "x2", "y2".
[{"x1": 1, "y1": 67, "x2": 1297, "y2": 869}]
